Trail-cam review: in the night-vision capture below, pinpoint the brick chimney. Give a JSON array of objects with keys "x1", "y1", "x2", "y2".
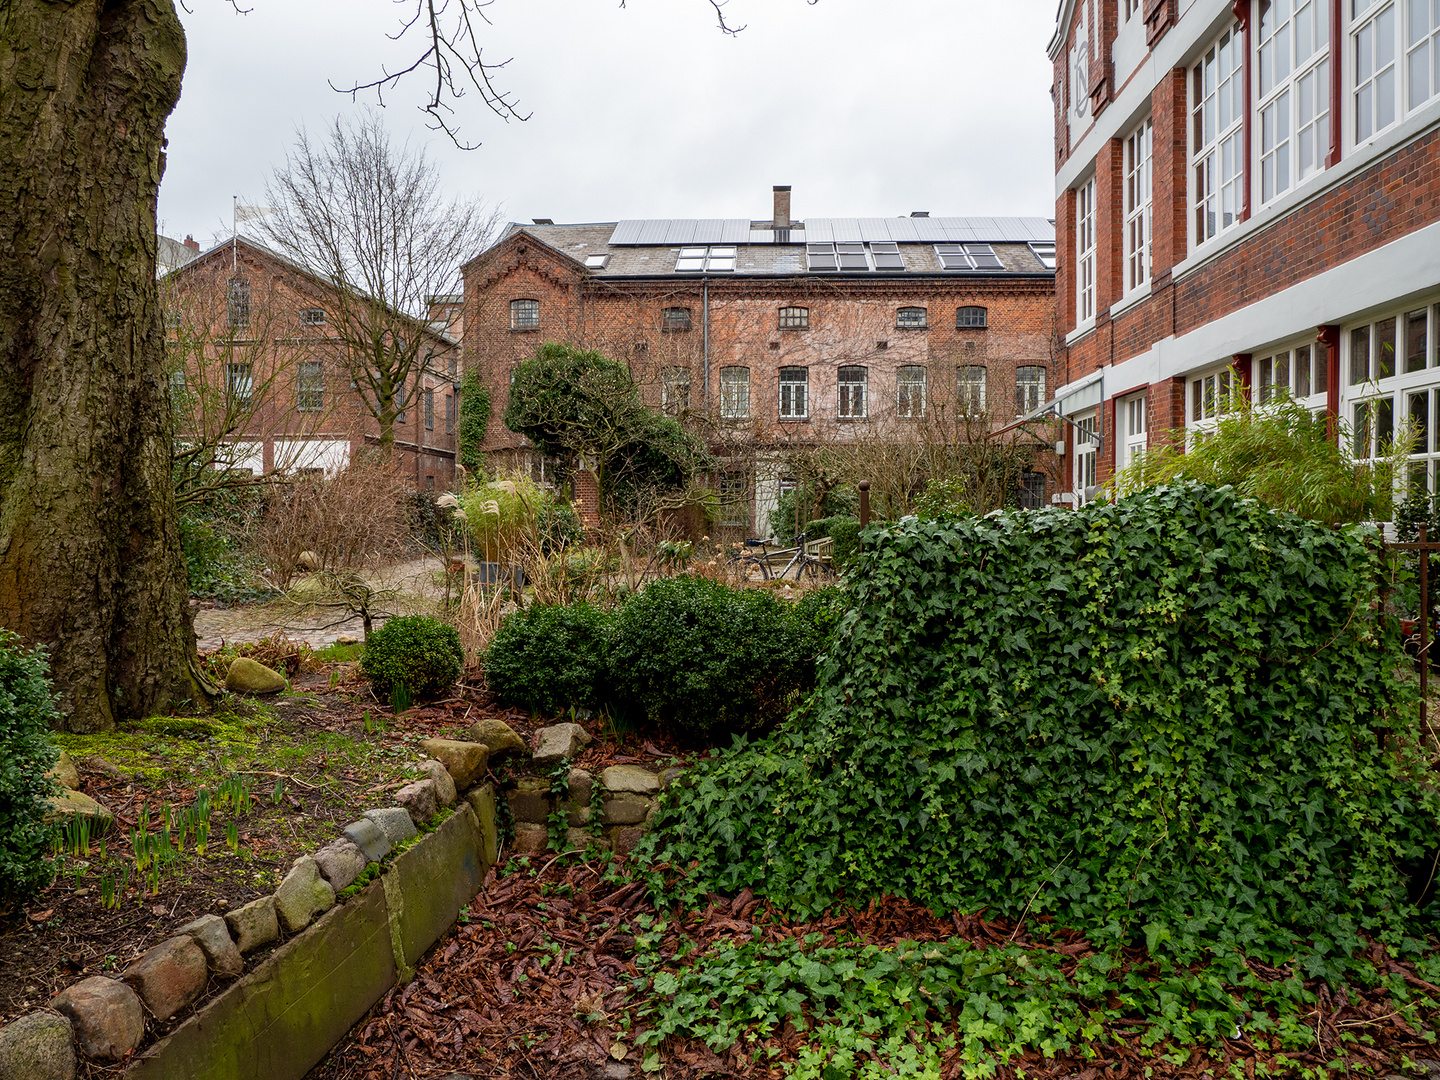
[
  {"x1": 772, "y1": 186, "x2": 791, "y2": 231},
  {"x1": 183, "y1": 234, "x2": 199, "y2": 251}
]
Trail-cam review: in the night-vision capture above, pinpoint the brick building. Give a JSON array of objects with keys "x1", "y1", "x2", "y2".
[
  {"x1": 1043, "y1": 0, "x2": 1440, "y2": 502},
  {"x1": 164, "y1": 237, "x2": 460, "y2": 490},
  {"x1": 461, "y1": 187, "x2": 1057, "y2": 534}
]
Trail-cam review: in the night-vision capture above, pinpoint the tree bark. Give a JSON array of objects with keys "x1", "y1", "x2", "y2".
[{"x1": 0, "y1": 0, "x2": 207, "y2": 731}]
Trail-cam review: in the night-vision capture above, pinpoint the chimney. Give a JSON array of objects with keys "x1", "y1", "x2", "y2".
[
  {"x1": 772, "y1": 186, "x2": 791, "y2": 231},
  {"x1": 183, "y1": 234, "x2": 199, "y2": 251}
]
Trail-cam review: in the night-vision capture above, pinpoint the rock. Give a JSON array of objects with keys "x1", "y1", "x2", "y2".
[
  {"x1": 507, "y1": 777, "x2": 552, "y2": 825},
  {"x1": 609, "y1": 827, "x2": 647, "y2": 857},
  {"x1": 365, "y1": 807, "x2": 418, "y2": 844},
  {"x1": 175, "y1": 914, "x2": 244, "y2": 978},
  {"x1": 600, "y1": 792, "x2": 654, "y2": 826},
  {"x1": 564, "y1": 802, "x2": 591, "y2": 828},
  {"x1": 512, "y1": 823, "x2": 550, "y2": 855},
  {"x1": 312, "y1": 838, "x2": 368, "y2": 891},
  {"x1": 296, "y1": 550, "x2": 322, "y2": 571},
  {"x1": 393, "y1": 780, "x2": 438, "y2": 826},
  {"x1": 569, "y1": 768, "x2": 595, "y2": 807},
  {"x1": 80, "y1": 755, "x2": 124, "y2": 779},
  {"x1": 50, "y1": 977, "x2": 144, "y2": 1061},
  {"x1": 419, "y1": 759, "x2": 457, "y2": 807},
  {"x1": 46, "y1": 752, "x2": 80, "y2": 791},
  {"x1": 420, "y1": 739, "x2": 489, "y2": 790},
  {"x1": 43, "y1": 790, "x2": 113, "y2": 829},
  {"x1": 597, "y1": 1062, "x2": 633, "y2": 1080},
  {"x1": 334, "y1": 634, "x2": 359, "y2": 646},
  {"x1": 224, "y1": 657, "x2": 286, "y2": 695},
  {"x1": 601, "y1": 765, "x2": 660, "y2": 796},
  {"x1": 342, "y1": 818, "x2": 392, "y2": 863},
  {"x1": 465, "y1": 784, "x2": 498, "y2": 867},
  {"x1": 467, "y1": 718, "x2": 526, "y2": 757},
  {"x1": 224, "y1": 895, "x2": 279, "y2": 954},
  {"x1": 122, "y1": 936, "x2": 207, "y2": 1021},
  {"x1": 274, "y1": 856, "x2": 336, "y2": 934},
  {"x1": 0, "y1": 1011, "x2": 76, "y2": 1080},
  {"x1": 565, "y1": 828, "x2": 605, "y2": 851},
  {"x1": 659, "y1": 767, "x2": 685, "y2": 790},
  {"x1": 533, "y1": 723, "x2": 592, "y2": 768}
]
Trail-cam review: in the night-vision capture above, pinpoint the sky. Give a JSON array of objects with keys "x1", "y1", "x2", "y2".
[{"x1": 157, "y1": 0, "x2": 1060, "y2": 253}]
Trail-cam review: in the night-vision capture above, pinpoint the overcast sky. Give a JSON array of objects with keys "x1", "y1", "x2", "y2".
[{"x1": 157, "y1": 0, "x2": 1059, "y2": 254}]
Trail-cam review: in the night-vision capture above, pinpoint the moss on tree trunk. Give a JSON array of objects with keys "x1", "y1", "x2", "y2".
[{"x1": 0, "y1": 0, "x2": 207, "y2": 731}]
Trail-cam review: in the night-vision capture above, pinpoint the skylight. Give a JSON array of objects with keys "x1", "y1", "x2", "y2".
[
  {"x1": 674, "y1": 246, "x2": 735, "y2": 273},
  {"x1": 936, "y1": 243, "x2": 1007, "y2": 271},
  {"x1": 585, "y1": 253, "x2": 610, "y2": 270},
  {"x1": 1029, "y1": 242, "x2": 1057, "y2": 270},
  {"x1": 871, "y1": 242, "x2": 906, "y2": 271}
]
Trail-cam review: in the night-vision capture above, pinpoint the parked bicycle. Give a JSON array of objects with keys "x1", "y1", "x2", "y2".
[{"x1": 728, "y1": 532, "x2": 835, "y2": 583}]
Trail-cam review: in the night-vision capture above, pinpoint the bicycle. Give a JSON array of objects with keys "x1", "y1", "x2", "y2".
[{"x1": 771, "y1": 531, "x2": 836, "y2": 582}]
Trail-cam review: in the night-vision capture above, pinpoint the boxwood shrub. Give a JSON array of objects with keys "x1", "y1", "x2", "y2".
[
  {"x1": 361, "y1": 616, "x2": 464, "y2": 698},
  {"x1": 485, "y1": 602, "x2": 612, "y2": 715},
  {"x1": 0, "y1": 630, "x2": 61, "y2": 904}
]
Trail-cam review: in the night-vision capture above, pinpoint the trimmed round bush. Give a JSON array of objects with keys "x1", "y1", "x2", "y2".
[
  {"x1": 485, "y1": 602, "x2": 611, "y2": 715},
  {"x1": 609, "y1": 575, "x2": 819, "y2": 741},
  {"x1": 0, "y1": 629, "x2": 61, "y2": 904},
  {"x1": 361, "y1": 616, "x2": 464, "y2": 698}
]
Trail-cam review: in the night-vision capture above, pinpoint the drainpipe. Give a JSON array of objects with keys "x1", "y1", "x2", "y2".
[{"x1": 702, "y1": 279, "x2": 710, "y2": 408}]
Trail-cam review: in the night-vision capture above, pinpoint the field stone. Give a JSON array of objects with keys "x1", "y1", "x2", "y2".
[
  {"x1": 609, "y1": 827, "x2": 647, "y2": 857},
  {"x1": 365, "y1": 807, "x2": 418, "y2": 844},
  {"x1": 420, "y1": 760, "x2": 457, "y2": 806},
  {"x1": 122, "y1": 936, "x2": 207, "y2": 1021},
  {"x1": 569, "y1": 768, "x2": 595, "y2": 807},
  {"x1": 342, "y1": 818, "x2": 392, "y2": 862},
  {"x1": 43, "y1": 790, "x2": 112, "y2": 828},
  {"x1": 176, "y1": 913, "x2": 244, "y2": 978},
  {"x1": 224, "y1": 895, "x2": 279, "y2": 954},
  {"x1": 0, "y1": 1010, "x2": 76, "y2": 1080},
  {"x1": 394, "y1": 779, "x2": 438, "y2": 825},
  {"x1": 600, "y1": 792, "x2": 653, "y2": 826},
  {"x1": 46, "y1": 751, "x2": 80, "y2": 791},
  {"x1": 420, "y1": 739, "x2": 489, "y2": 790},
  {"x1": 533, "y1": 723, "x2": 591, "y2": 768},
  {"x1": 224, "y1": 656, "x2": 286, "y2": 695},
  {"x1": 601, "y1": 765, "x2": 660, "y2": 796},
  {"x1": 507, "y1": 777, "x2": 552, "y2": 825},
  {"x1": 274, "y1": 855, "x2": 336, "y2": 934},
  {"x1": 313, "y1": 838, "x2": 368, "y2": 890},
  {"x1": 467, "y1": 718, "x2": 526, "y2": 757},
  {"x1": 512, "y1": 823, "x2": 550, "y2": 856},
  {"x1": 659, "y1": 767, "x2": 685, "y2": 790},
  {"x1": 464, "y1": 784, "x2": 498, "y2": 867},
  {"x1": 50, "y1": 977, "x2": 144, "y2": 1061}
]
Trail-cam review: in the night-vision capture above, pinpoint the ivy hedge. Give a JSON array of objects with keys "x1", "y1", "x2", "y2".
[{"x1": 641, "y1": 483, "x2": 1440, "y2": 968}]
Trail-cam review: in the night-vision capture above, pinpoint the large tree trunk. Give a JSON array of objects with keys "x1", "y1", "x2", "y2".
[{"x1": 0, "y1": 0, "x2": 208, "y2": 731}]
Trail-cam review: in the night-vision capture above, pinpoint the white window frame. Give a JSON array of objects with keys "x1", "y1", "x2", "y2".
[
  {"x1": 1189, "y1": 365, "x2": 1238, "y2": 426},
  {"x1": 719, "y1": 366, "x2": 751, "y2": 419},
  {"x1": 1124, "y1": 117, "x2": 1153, "y2": 295},
  {"x1": 1350, "y1": 0, "x2": 1400, "y2": 145},
  {"x1": 1119, "y1": 393, "x2": 1147, "y2": 471},
  {"x1": 662, "y1": 367, "x2": 691, "y2": 415},
  {"x1": 1029, "y1": 242, "x2": 1058, "y2": 270},
  {"x1": 896, "y1": 307, "x2": 928, "y2": 329},
  {"x1": 297, "y1": 361, "x2": 324, "y2": 411},
  {"x1": 1256, "y1": 0, "x2": 1333, "y2": 205},
  {"x1": 1192, "y1": 23, "x2": 1246, "y2": 247},
  {"x1": 1406, "y1": 0, "x2": 1440, "y2": 111},
  {"x1": 896, "y1": 366, "x2": 927, "y2": 419},
  {"x1": 959, "y1": 366, "x2": 988, "y2": 417},
  {"x1": 1076, "y1": 177, "x2": 1096, "y2": 324},
  {"x1": 1074, "y1": 411, "x2": 1099, "y2": 503},
  {"x1": 226, "y1": 361, "x2": 254, "y2": 407},
  {"x1": 300, "y1": 307, "x2": 326, "y2": 326},
  {"x1": 779, "y1": 367, "x2": 809, "y2": 419},
  {"x1": 838, "y1": 366, "x2": 868, "y2": 420},
  {"x1": 675, "y1": 246, "x2": 737, "y2": 273},
  {"x1": 1016, "y1": 366, "x2": 1046, "y2": 416},
  {"x1": 1255, "y1": 338, "x2": 1331, "y2": 403}
]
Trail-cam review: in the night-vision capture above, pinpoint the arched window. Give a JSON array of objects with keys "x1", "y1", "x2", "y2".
[
  {"x1": 957, "y1": 306, "x2": 988, "y2": 329},
  {"x1": 838, "y1": 366, "x2": 868, "y2": 419},
  {"x1": 896, "y1": 306, "x2": 928, "y2": 329},
  {"x1": 510, "y1": 298, "x2": 540, "y2": 329},
  {"x1": 779, "y1": 306, "x2": 809, "y2": 330}
]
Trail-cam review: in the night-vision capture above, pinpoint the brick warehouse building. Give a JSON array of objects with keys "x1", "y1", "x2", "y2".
[
  {"x1": 163, "y1": 237, "x2": 460, "y2": 490},
  {"x1": 1041, "y1": 0, "x2": 1440, "y2": 502},
  {"x1": 461, "y1": 187, "x2": 1057, "y2": 535}
]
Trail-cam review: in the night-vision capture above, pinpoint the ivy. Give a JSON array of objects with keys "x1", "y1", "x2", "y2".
[
  {"x1": 641, "y1": 484, "x2": 1439, "y2": 971},
  {"x1": 457, "y1": 371, "x2": 491, "y2": 473}
]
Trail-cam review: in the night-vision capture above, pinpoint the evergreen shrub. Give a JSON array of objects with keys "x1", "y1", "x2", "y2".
[
  {"x1": 0, "y1": 630, "x2": 61, "y2": 904},
  {"x1": 361, "y1": 616, "x2": 464, "y2": 698},
  {"x1": 485, "y1": 602, "x2": 612, "y2": 715},
  {"x1": 642, "y1": 483, "x2": 1439, "y2": 968}
]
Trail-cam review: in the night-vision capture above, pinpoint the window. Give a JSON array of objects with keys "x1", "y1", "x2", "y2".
[
  {"x1": 1030, "y1": 242, "x2": 1057, "y2": 270},
  {"x1": 297, "y1": 362, "x2": 324, "y2": 411},
  {"x1": 445, "y1": 392, "x2": 455, "y2": 435},
  {"x1": 1123, "y1": 0, "x2": 1143, "y2": 19},
  {"x1": 1352, "y1": 395, "x2": 1397, "y2": 457},
  {"x1": 778, "y1": 367, "x2": 808, "y2": 419},
  {"x1": 1350, "y1": 316, "x2": 1399, "y2": 383},
  {"x1": 779, "y1": 306, "x2": 809, "y2": 329},
  {"x1": 300, "y1": 307, "x2": 326, "y2": 326},
  {"x1": 425, "y1": 388, "x2": 435, "y2": 431},
  {"x1": 897, "y1": 307, "x2": 928, "y2": 329},
  {"x1": 871, "y1": 242, "x2": 906, "y2": 271},
  {"x1": 719, "y1": 471, "x2": 749, "y2": 528},
  {"x1": 720, "y1": 366, "x2": 750, "y2": 419},
  {"x1": 1074, "y1": 413, "x2": 1099, "y2": 500},
  {"x1": 957, "y1": 306, "x2": 988, "y2": 329},
  {"x1": 674, "y1": 246, "x2": 736, "y2": 272},
  {"x1": 896, "y1": 366, "x2": 927, "y2": 418},
  {"x1": 1016, "y1": 366, "x2": 1046, "y2": 415},
  {"x1": 806, "y1": 242, "x2": 910, "y2": 272},
  {"x1": 958, "y1": 366, "x2": 988, "y2": 416},
  {"x1": 169, "y1": 369, "x2": 186, "y2": 396},
  {"x1": 1019, "y1": 471, "x2": 1048, "y2": 510},
  {"x1": 510, "y1": 299, "x2": 540, "y2": 329},
  {"x1": 395, "y1": 385, "x2": 406, "y2": 425},
  {"x1": 662, "y1": 367, "x2": 692, "y2": 415},
  {"x1": 1257, "y1": 0, "x2": 1332, "y2": 205},
  {"x1": 448, "y1": 352, "x2": 458, "y2": 378},
  {"x1": 838, "y1": 366, "x2": 868, "y2": 419},
  {"x1": 1352, "y1": 0, "x2": 1398, "y2": 142},
  {"x1": 1076, "y1": 178, "x2": 1096, "y2": 323},
  {"x1": 1407, "y1": 307, "x2": 1430, "y2": 372},
  {"x1": 1124, "y1": 118, "x2": 1153, "y2": 293},
  {"x1": 227, "y1": 278, "x2": 250, "y2": 330},
  {"x1": 1119, "y1": 393, "x2": 1147, "y2": 470},
  {"x1": 1191, "y1": 366, "x2": 1236, "y2": 422},
  {"x1": 1192, "y1": 24, "x2": 1246, "y2": 245},
  {"x1": 1256, "y1": 339, "x2": 1332, "y2": 402},
  {"x1": 1408, "y1": 0, "x2": 1440, "y2": 109},
  {"x1": 662, "y1": 307, "x2": 693, "y2": 331},
  {"x1": 935, "y1": 244, "x2": 1005, "y2": 271},
  {"x1": 226, "y1": 362, "x2": 253, "y2": 407},
  {"x1": 585, "y1": 253, "x2": 610, "y2": 270}
]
